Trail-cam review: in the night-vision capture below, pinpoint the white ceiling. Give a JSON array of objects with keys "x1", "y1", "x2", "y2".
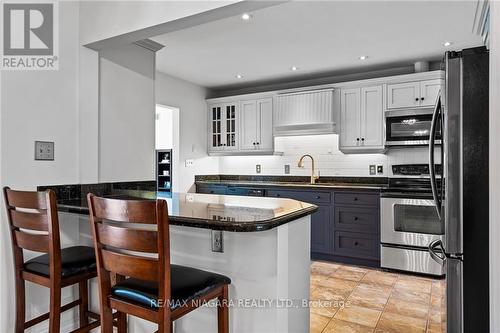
[{"x1": 152, "y1": 1, "x2": 483, "y2": 89}]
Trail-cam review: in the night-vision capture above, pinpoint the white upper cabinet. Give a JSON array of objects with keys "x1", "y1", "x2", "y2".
[
  {"x1": 386, "y1": 79, "x2": 443, "y2": 110},
  {"x1": 360, "y1": 86, "x2": 384, "y2": 148},
  {"x1": 274, "y1": 89, "x2": 335, "y2": 136},
  {"x1": 208, "y1": 103, "x2": 239, "y2": 153},
  {"x1": 340, "y1": 85, "x2": 384, "y2": 153},
  {"x1": 340, "y1": 88, "x2": 361, "y2": 148},
  {"x1": 419, "y1": 79, "x2": 443, "y2": 107},
  {"x1": 386, "y1": 82, "x2": 420, "y2": 109},
  {"x1": 240, "y1": 98, "x2": 273, "y2": 152}
]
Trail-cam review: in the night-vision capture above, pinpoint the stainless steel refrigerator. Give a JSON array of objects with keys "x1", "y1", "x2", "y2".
[{"x1": 428, "y1": 47, "x2": 489, "y2": 333}]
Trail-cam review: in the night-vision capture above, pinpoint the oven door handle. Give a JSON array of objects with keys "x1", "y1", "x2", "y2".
[
  {"x1": 428, "y1": 239, "x2": 446, "y2": 266},
  {"x1": 429, "y1": 94, "x2": 442, "y2": 220}
]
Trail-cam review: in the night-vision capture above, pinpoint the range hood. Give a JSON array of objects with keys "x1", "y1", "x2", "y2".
[{"x1": 273, "y1": 88, "x2": 336, "y2": 136}]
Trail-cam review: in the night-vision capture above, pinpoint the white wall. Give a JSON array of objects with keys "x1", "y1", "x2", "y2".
[
  {"x1": 490, "y1": 2, "x2": 500, "y2": 331},
  {"x1": 99, "y1": 43, "x2": 156, "y2": 182},
  {"x1": 0, "y1": 2, "x2": 81, "y2": 332},
  {"x1": 155, "y1": 72, "x2": 219, "y2": 192},
  {"x1": 79, "y1": 1, "x2": 238, "y2": 45},
  {"x1": 218, "y1": 134, "x2": 432, "y2": 177}
]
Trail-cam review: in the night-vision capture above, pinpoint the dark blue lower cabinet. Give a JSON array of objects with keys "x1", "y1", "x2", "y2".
[
  {"x1": 310, "y1": 205, "x2": 334, "y2": 254},
  {"x1": 196, "y1": 185, "x2": 227, "y2": 195},
  {"x1": 197, "y1": 184, "x2": 380, "y2": 267}
]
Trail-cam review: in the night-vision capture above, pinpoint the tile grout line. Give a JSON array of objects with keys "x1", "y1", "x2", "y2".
[{"x1": 373, "y1": 270, "x2": 399, "y2": 332}]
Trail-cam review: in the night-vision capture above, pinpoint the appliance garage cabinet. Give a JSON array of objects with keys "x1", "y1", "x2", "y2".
[{"x1": 196, "y1": 184, "x2": 381, "y2": 267}]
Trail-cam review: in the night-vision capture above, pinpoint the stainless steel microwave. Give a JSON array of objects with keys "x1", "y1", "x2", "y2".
[{"x1": 385, "y1": 110, "x2": 442, "y2": 147}]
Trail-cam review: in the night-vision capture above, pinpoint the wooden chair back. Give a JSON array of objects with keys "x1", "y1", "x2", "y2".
[
  {"x1": 3, "y1": 187, "x2": 62, "y2": 277},
  {"x1": 87, "y1": 194, "x2": 170, "y2": 312}
]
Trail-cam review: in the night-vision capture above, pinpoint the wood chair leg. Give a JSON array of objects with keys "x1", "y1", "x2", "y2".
[
  {"x1": 117, "y1": 311, "x2": 127, "y2": 333},
  {"x1": 48, "y1": 285, "x2": 62, "y2": 333},
  {"x1": 217, "y1": 285, "x2": 229, "y2": 333},
  {"x1": 78, "y1": 281, "x2": 89, "y2": 328},
  {"x1": 14, "y1": 276, "x2": 25, "y2": 333}
]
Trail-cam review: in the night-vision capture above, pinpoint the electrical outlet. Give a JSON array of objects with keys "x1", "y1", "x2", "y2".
[
  {"x1": 185, "y1": 159, "x2": 194, "y2": 167},
  {"x1": 284, "y1": 164, "x2": 290, "y2": 174},
  {"x1": 369, "y1": 165, "x2": 376, "y2": 175},
  {"x1": 34, "y1": 141, "x2": 54, "y2": 160},
  {"x1": 377, "y1": 165, "x2": 384, "y2": 174},
  {"x1": 211, "y1": 230, "x2": 223, "y2": 252},
  {"x1": 256, "y1": 164, "x2": 261, "y2": 174}
]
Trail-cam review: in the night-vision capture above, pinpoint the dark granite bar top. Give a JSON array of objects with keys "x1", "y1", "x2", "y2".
[
  {"x1": 195, "y1": 175, "x2": 388, "y2": 191},
  {"x1": 37, "y1": 181, "x2": 317, "y2": 232}
]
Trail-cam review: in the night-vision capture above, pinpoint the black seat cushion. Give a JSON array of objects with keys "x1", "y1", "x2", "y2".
[
  {"x1": 24, "y1": 246, "x2": 96, "y2": 278},
  {"x1": 112, "y1": 264, "x2": 231, "y2": 309}
]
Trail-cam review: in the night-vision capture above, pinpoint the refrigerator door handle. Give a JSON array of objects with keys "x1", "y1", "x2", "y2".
[
  {"x1": 428, "y1": 239, "x2": 446, "y2": 266},
  {"x1": 429, "y1": 94, "x2": 442, "y2": 219}
]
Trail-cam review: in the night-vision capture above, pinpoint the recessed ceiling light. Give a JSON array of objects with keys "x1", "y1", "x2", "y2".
[
  {"x1": 290, "y1": 66, "x2": 299, "y2": 71},
  {"x1": 235, "y1": 74, "x2": 244, "y2": 79},
  {"x1": 241, "y1": 13, "x2": 252, "y2": 21},
  {"x1": 358, "y1": 55, "x2": 368, "y2": 60},
  {"x1": 443, "y1": 41, "x2": 453, "y2": 47}
]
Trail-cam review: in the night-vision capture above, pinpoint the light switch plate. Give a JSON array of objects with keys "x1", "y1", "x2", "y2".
[
  {"x1": 35, "y1": 141, "x2": 54, "y2": 160},
  {"x1": 377, "y1": 165, "x2": 384, "y2": 174},
  {"x1": 284, "y1": 164, "x2": 290, "y2": 174},
  {"x1": 256, "y1": 165, "x2": 261, "y2": 174},
  {"x1": 369, "y1": 165, "x2": 376, "y2": 175}
]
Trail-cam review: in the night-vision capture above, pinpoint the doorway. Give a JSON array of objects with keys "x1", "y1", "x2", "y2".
[{"x1": 155, "y1": 104, "x2": 180, "y2": 192}]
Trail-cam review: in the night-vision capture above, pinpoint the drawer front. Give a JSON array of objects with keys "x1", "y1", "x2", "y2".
[
  {"x1": 335, "y1": 206, "x2": 378, "y2": 234},
  {"x1": 335, "y1": 192, "x2": 378, "y2": 206},
  {"x1": 196, "y1": 185, "x2": 227, "y2": 195},
  {"x1": 267, "y1": 189, "x2": 331, "y2": 204},
  {"x1": 334, "y1": 231, "x2": 379, "y2": 260}
]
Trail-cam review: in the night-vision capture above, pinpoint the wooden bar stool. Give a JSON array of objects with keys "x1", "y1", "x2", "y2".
[
  {"x1": 87, "y1": 194, "x2": 231, "y2": 333},
  {"x1": 3, "y1": 187, "x2": 100, "y2": 333}
]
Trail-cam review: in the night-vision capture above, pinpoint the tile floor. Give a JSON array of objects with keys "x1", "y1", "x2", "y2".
[{"x1": 310, "y1": 261, "x2": 446, "y2": 333}]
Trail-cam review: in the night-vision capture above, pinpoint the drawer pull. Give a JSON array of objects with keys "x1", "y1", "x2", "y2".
[
  {"x1": 354, "y1": 217, "x2": 359, "y2": 221},
  {"x1": 353, "y1": 197, "x2": 358, "y2": 201},
  {"x1": 315, "y1": 195, "x2": 321, "y2": 199},
  {"x1": 354, "y1": 241, "x2": 359, "y2": 246},
  {"x1": 276, "y1": 194, "x2": 281, "y2": 197}
]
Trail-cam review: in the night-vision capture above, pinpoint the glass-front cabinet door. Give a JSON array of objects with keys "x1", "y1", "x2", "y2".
[{"x1": 208, "y1": 103, "x2": 239, "y2": 152}]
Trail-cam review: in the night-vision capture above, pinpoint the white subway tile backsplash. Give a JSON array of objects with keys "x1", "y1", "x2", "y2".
[{"x1": 218, "y1": 134, "x2": 432, "y2": 177}]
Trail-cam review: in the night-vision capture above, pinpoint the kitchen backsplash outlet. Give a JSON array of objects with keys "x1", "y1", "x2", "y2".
[{"x1": 284, "y1": 164, "x2": 290, "y2": 174}]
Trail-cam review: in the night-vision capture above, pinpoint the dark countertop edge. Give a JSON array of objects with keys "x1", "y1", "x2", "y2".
[
  {"x1": 57, "y1": 202, "x2": 319, "y2": 232},
  {"x1": 195, "y1": 180, "x2": 384, "y2": 191}
]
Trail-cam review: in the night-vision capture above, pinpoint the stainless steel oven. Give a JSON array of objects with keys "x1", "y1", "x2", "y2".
[
  {"x1": 381, "y1": 197, "x2": 444, "y2": 247},
  {"x1": 381, "y1": 196, "x2": 445, "y2": 275},
  {"x1": 385, "y1": 110, "x2": 441, "y2": 147}
]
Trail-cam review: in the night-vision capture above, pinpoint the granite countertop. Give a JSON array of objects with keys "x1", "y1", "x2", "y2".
[
  {"x1": 38, "y1": 182, "x2": 317, "y2": 232},
  {"x1": 195, "y1": 175, "x2": 388, "y2": 191}
]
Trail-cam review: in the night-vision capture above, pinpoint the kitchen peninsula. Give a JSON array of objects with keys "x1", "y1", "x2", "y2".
[{"x1": 38, "y1": 181, "x2": 317, "y2": 333}]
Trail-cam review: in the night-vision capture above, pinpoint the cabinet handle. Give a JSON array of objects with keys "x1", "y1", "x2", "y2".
[
  {"x1": 356, "y1": 138, "x2": 360, "y2": 141},
  {"x1": 253, "y1": 142, "x2": 256, "y2": 145},
  {"x1": 354, "y1": 216, "x2": 359, "y2": 221},
  {"x1": 276, "y1": 194, "x2": 281, "y2": 197},
  {"x1": 354, "y1": 241, "x2": 359, "y2": 246},
  {"x1": 415, "y1": 97, "x2": 419, "y2": 101},
  {"x1": 421, "y1": 97, "x2": 425, "y2": 101},
  {"x1": 361, "y1": 138, "x2": 365, "y2": 141},
  {"x1": 256, "y1": 142, "x2": 260, "y2": 145},
  {"x1": 354, "y1": 197, "x2": 358, "y2": 201},
  {"x1": 315, "y1": 195, "x2": 321, "y2": 199}
]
